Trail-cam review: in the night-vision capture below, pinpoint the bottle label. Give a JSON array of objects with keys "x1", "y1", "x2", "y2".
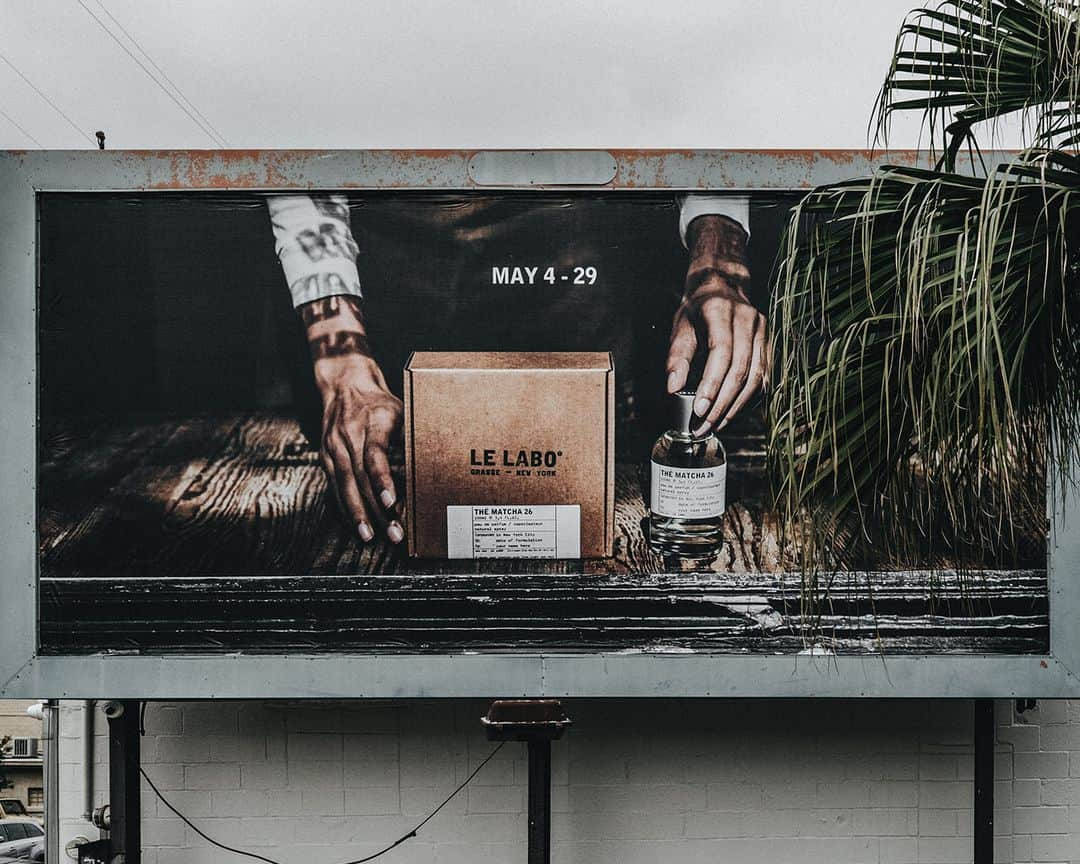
[
  {"x1": 649, "y1": 461, "x2": 726, "y2": 519},
  {"x1": 445, "y1": 504, "x2": 581, "y2": 558}
]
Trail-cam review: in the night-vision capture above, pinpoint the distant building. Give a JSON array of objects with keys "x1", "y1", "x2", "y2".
[{"x1": 0, "y1": 700, "x2": 43, "y2": 819}]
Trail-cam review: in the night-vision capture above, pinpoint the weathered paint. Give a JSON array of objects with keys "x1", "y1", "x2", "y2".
[{"x1": 0, "y1": 148, "x2": 1013, "y2": 192}]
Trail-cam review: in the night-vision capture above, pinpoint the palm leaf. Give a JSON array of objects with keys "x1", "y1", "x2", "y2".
[
  {"x1": 768, "y1": 149, "x2": 1080, "y2": 570},
  {"x1": 874, "y1": 0, "x2": 1080, "y2": 156},
  {"x1": 769, "y1": 1, "x2": 1080, "y2": 585}
]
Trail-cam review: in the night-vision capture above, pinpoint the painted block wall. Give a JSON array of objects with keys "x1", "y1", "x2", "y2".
[{"x1": 57, "y1": 699, "x2": 1080, "y2": 864}]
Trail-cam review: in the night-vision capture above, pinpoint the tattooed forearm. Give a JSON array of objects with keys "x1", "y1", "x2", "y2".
[
  {"x1": 684, "y1": 214, "x2": 751, "y2": 297},
  {"x1": 685, "y1": 264, "x2": 751, "y2": 298},
  {"x1": 301, "y1": 294, "x2": 371, "y2": 361},
  {"x1": 299, "y1": 294, "x2": 365, "y2": 328},
  {"x1": 309, "y1": 330, "x2": 372, "y2": 361},
  {"x1": 686, "y1": 214, "x2": 749, "y2": 266}
]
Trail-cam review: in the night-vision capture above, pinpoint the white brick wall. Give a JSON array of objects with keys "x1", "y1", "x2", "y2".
[{"x1": 56, "y1": 699, "x2": 1080, "y2": 864}]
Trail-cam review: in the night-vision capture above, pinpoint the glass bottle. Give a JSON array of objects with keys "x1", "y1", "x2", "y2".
[{"x1": 647, "y1": 391, "x2": 727, "y2": 558}]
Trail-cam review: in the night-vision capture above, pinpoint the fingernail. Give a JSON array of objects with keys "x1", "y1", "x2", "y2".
[
  {"x1": 692, "y1": 420, "x2": 712, "y2": 437},
  {"x1": 380, "y1": 488, "x2": 396, "y2": 508},
  {"x1": 694, "y1": 397, "x2": 711, "y2": 417},
  {"x1": 717, "y1": 418, "x2": 729, "y2": 430},
  {"x1": 666, "y1": 371, "x2": 679, "y2": 392},
  {"x1": 387, "y1": 522, "x2": 404, "y2": 544},
  {"x1": 357, "y1": 521, "x2": 374, "y2": 542}
]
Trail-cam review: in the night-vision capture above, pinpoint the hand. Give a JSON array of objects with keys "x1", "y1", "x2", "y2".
[
  {"x1": 300, "y1": 295, "x2": 404, "y2": 544},
  {"x1": 666, "y1": 215, "x2": 766, "y2": 436}
]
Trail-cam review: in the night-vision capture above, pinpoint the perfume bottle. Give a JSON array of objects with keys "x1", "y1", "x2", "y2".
[{"x1": 648, "y1": 391, "x2": 727, "y2": 558}]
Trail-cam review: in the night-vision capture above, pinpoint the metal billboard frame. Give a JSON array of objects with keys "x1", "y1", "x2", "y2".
[{"x1": 1, "y1": 148, "x2": 1077, "y2": 699}]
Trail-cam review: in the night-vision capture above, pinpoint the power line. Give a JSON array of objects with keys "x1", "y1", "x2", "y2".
[
  {"x1": 0, "y1": 51, "x2": 94, "y2": 145},
  {"x1": 139, "y1": 741, "x2": 507, "y2": 864},
  {"x1": 76, "y1": 0, "x2": 228, "y2": 147},
  {"x1": 0, "y1": 103, "x2": 44, "y2": 148},
  {"x1": 75, "y1": 0, "x2": 224, "y2": 146},
  {"x1": 92, "y1": 0, "x2": 228, "y2": 146},
  {"x1": 341, "y1": 742, "x2": 507, "y2": 864}
]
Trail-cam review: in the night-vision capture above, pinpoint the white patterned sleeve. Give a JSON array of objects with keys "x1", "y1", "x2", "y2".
[{"x1": 267, "y1": 194, "x2": 362, "y2": 308}]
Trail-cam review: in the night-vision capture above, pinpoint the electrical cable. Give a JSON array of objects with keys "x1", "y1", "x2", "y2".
[
  {"x1": 138, "y1": 740, "x2": 507, "y2": 864},
  {"x1": 337, "y1": 741, "x2": 506, "y2": 864},
  {"x1": 0, "y1": 103, "x2": 44, "y2": 147},
  {"x1": 89, "y1": 0, "x2": 229, "y2": 146},
  {"x1": 139, "y1": 769, "x2": 280, "y2": 864},
  {"x1": 76, "y1": 0, "x2": 227, "y2": 147},
  {"x1": 0, "y1": 51, "x2": 94, "y2": 144}
]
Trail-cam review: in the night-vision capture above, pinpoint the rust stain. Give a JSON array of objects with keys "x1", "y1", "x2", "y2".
[
  {"x1": 140, "y1": 149, "x2": 337, "y2": 189},
  {"x1": 608, "y1": 148, "x2": 923, "y2": 189},
  {"x1": 609, "y1": 148, "x2": 698, "y2": 160},
  {"x1": 13, "y1": 148, "x2": 955, "y2": 191},
  {"x1": 139, "y1": 149, "x2": 478, "y2": 189}
]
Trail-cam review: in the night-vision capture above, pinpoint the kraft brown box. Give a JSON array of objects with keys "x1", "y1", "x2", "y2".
[{"x1": 404, "y1": 352, "x2": 615, "y2": 559}]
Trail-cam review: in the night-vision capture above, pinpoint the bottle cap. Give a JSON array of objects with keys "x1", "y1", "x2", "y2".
[{"x1": 673, "y1": 390, "x2": 697, "y2": 435}]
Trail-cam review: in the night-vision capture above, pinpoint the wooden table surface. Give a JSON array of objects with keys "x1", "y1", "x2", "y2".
[{"x1": 38, "y1": 413, "x2": 1048, "y2": 655}]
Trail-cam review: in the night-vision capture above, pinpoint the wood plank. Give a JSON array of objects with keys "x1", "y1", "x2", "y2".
[
  {"x1": 40, "y1": 567, "x2": 1049, "y2": 654},
  {"x1": 38, "y1": 414, "x2": 784, "y2": 578},
  {"x1": 40, "y1": 416, "x2": 246, "y2": 578},
  {"x1": 37, "y1": 412, "x2": 1049, "y2": 655}
]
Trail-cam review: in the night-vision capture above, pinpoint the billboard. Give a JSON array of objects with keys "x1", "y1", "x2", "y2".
[{"x1": 2, "y1": 150, "x2": 1078, "y2": 698}]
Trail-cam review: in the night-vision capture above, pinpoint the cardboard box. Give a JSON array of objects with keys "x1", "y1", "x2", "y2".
[{"x1": 404, "y1": 352, "x2": 615, "y2": 559}]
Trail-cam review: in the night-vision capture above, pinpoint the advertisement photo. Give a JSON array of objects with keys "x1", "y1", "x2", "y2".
[{"x1": 32, "y1": 184, "x2": 1053, "y2": 659}]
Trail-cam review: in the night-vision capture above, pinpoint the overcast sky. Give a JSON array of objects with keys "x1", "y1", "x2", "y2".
[{"x1": 0, "y1": 0, "x2": 1020, "y2": 151}]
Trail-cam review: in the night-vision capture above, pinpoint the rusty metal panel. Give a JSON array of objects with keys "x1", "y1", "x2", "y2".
[{"x1": 2, "y1": 148, "x2": 1006, "y2": 191}]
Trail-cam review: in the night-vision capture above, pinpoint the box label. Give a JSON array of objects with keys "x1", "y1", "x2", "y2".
[
  {"x1": 649, "y1": 461, "x2": 726, "y2": 519},
  {"x1": 446, "y1": 505, "x2": 581, "y2": 558}
]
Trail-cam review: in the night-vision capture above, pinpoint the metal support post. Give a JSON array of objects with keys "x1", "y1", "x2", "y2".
[
  {"x1": 105, "y1": 700, "x2": 140, "y2": 864},
  {"x1": 974, "y1": 699, "x2": 994, "y2": 864}
]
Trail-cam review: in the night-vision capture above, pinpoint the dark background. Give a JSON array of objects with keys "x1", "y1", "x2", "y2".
[{"x1": 38, "y1": 191, "x2": 796, "y2": 454}]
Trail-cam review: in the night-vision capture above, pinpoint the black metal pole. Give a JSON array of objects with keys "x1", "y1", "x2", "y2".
[
  {"x1": 973, "y1": 699, "x2": 994, "y2": 864},
  {"x1": 107, "y1": 701, "x2": 141, "y2": 864},
  {"x1": 527, "y1": 739, "x2": 552, "y2": 864},
  {"x1": 482, "y1": 700, "x2": 567, "y2": 864}
]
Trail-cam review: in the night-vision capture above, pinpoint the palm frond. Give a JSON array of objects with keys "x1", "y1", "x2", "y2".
[
  {"x1": 875, "y1": 0, "x2": 1080, "y2": 154},
  {"x1": 768, "y1": 149, "x2": 1080, "y2": 570}
]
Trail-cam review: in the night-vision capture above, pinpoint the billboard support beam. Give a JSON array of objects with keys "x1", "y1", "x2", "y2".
[
  {"x1": 527, "y1": 738, "x2": 552, "y2": 864},
  {"x1": 482, "y1": 700, "x2": 571, "y2": 864},
  {"x1": 105, "y1": 701, "x2": 141, "y2": 864},
  {"x1": 973, "y1": 699, "x2": 994, "y2": 864}
]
